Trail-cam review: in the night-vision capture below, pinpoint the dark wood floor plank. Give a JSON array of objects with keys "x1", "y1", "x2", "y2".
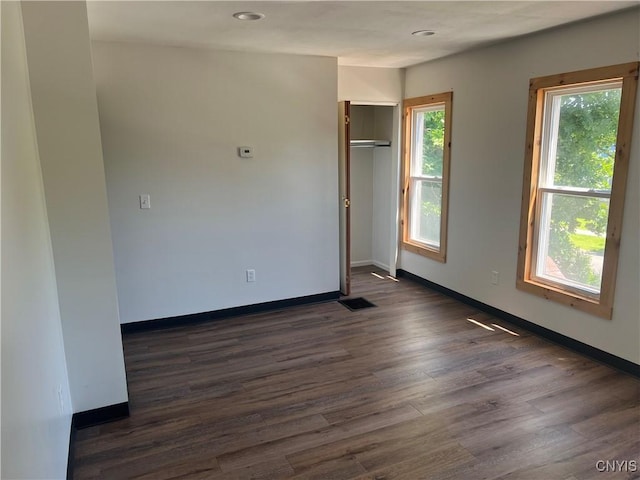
[
  {"x1": 221, "y1": 457, "x2": 295, "y2": 480},
  {"x1": 73, "y1": 267, "x2": 640, "y2": 479},
  {"x1": 289, "y1": 456, "x2": 367, "y2": 480},
  {"x1": 129, "y1": 456, "x2": 220, "y2": 480},
  {"x1": 216, "y1": 404, "x2": 422, "y2": 472}
]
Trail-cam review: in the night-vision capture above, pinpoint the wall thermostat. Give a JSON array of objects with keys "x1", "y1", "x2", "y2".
[{"x1": 238, "y1": 146, "x2": 253, "y2": 158}]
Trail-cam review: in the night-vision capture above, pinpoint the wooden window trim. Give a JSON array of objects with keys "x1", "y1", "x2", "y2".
[
  {"x1": 401, "y1": 92, "x2": 453, "y2": 263},
  {"x1": 516, "y1": 62, "x2": 639, "y2": 319}
]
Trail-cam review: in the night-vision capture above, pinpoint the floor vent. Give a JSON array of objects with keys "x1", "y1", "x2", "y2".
[{"x1": 338, "y1": 297, "x2": 377, "y2": 311}]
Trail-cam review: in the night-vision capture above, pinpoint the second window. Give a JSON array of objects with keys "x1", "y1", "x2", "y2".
[{"x1": 402, "y1": 92, "x2": 452, "y2": 262}]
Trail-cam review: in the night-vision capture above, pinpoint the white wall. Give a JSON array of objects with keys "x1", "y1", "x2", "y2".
[
  {"x1": 91, "y1": 42, "x2": 339, "y2": 323},
  {"x1": 20, "y1": 1, "x2": 128, "y2": 411},
  {"x1": 402, "y1": 9, "x2": 640, "y2": 363},
  {"x1": 372, "y1": 147, "x2": 391, "y2": 269},
  {"x1": 338, "y1": 66, "x2": 404, "y2": 103},
  {"x1": 1, "y1": 2, "x2": 72, "y2": 477},
  {"x1": 350, "y1": 105, "x2": 375, "y2": 266},
  {"x1": 350, "y1": 147, "x2": 374, "y2": 265},
  {"x1": 372, "y1": 107, "x2": 394, "y2": 271}
]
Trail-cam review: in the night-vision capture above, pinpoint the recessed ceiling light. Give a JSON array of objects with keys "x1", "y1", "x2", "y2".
[
  {"x1": 412, "y1": 30, "x2": 435, "y2": 37},
  {"x1": 233, "y1": 11, "x2": 265, "y2": 21}
]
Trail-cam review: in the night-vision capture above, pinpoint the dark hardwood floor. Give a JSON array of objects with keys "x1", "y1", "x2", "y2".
[{"x1": 73, "y1": 267, "x2": 640, "y2": 479}]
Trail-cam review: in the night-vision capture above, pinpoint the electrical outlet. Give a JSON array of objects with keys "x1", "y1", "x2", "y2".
[
  {"x1": 491, "y1": 270, "x2": 499, "y2": 285},
  {"x1": 238, "y1": 146, "x2": 253, "y2": 158},
  {"x1": 246, "y1": 269, "x2": 256, "y2": 282}
]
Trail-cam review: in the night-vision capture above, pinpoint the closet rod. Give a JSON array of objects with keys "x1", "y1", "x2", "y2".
[{"x1": 350, "y1": 140, "x2": 391, "y2": 148}]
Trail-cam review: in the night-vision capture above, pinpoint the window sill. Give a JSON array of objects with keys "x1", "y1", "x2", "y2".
[
  {"x1": 516, "y1": 277, "x2": 612, "y2": 319},
  {"x1": 402, "y1": 240, "x2": 446, "y2": 263}
]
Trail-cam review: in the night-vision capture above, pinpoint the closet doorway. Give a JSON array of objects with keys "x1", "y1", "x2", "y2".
[{"x1": 339, "y1": 101, "x2": 401, "y2": 296}]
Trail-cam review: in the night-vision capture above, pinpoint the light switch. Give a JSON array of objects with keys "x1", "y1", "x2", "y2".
[
  {"x1": 139, "y1": 194, "x2": 151, "y2": 209},
  {"x1": 246, "y1": 269, "x2": 256, "y2": 282}
]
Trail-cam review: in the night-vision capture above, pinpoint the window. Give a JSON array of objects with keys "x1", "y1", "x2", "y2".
[
  {"x1": 517, "y1": 63, "x2": 639, "y2": 319},
  {"x1": 401, "y1": 92, "x2": 452, "y2": 262}
]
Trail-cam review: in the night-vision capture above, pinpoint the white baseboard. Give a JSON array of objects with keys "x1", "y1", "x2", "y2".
[
  {"x1": 350, "y1": 259, "x2": 390, "y2": 272},
  {"x1": 372, "y1": 260, "x2": 390, "y2": 272},
  {"x1": 351, "y1": 260, "x2": 374, "y2": 267}
]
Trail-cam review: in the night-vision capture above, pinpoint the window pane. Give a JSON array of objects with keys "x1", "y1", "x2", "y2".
[
  {"x1": 403, "y1": 92, "x2": 451, "y2": 262},
  {"x1": 536, "y1": 192, "x2": 609, "y2": 294},
  {"x1": 411, "y1": 180, "x2": 442, "y2": 247},
  {"x1": 518, "y1": 65, "x2": 637, "y2": 318},
  {"x1": 549, "y1": 86, "x2": 621, "y2": 190},
  {"x1": 412, "y1": 106, "x2": 445, "y2": 177}
]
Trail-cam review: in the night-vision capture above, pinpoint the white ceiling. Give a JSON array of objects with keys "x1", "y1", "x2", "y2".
[{"x1": 86, "y1": 1, "x2": 638, "y2": 68}]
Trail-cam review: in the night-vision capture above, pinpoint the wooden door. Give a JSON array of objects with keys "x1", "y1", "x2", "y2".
[{"x1": 338, "y1": 101, "x2": 351, "y2": 296}]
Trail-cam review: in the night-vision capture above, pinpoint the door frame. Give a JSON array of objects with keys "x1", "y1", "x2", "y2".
[
  {"x1": 338, "y1": 101, "x2": 351, "y2": 295},
  {"x1": 339, "y1": 100, "x2": 401, "y2": 293}
]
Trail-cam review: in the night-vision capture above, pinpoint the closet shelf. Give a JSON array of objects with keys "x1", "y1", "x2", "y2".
[{"x1": 350, "y1": 139, "x2": 391, "y2": 148}]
